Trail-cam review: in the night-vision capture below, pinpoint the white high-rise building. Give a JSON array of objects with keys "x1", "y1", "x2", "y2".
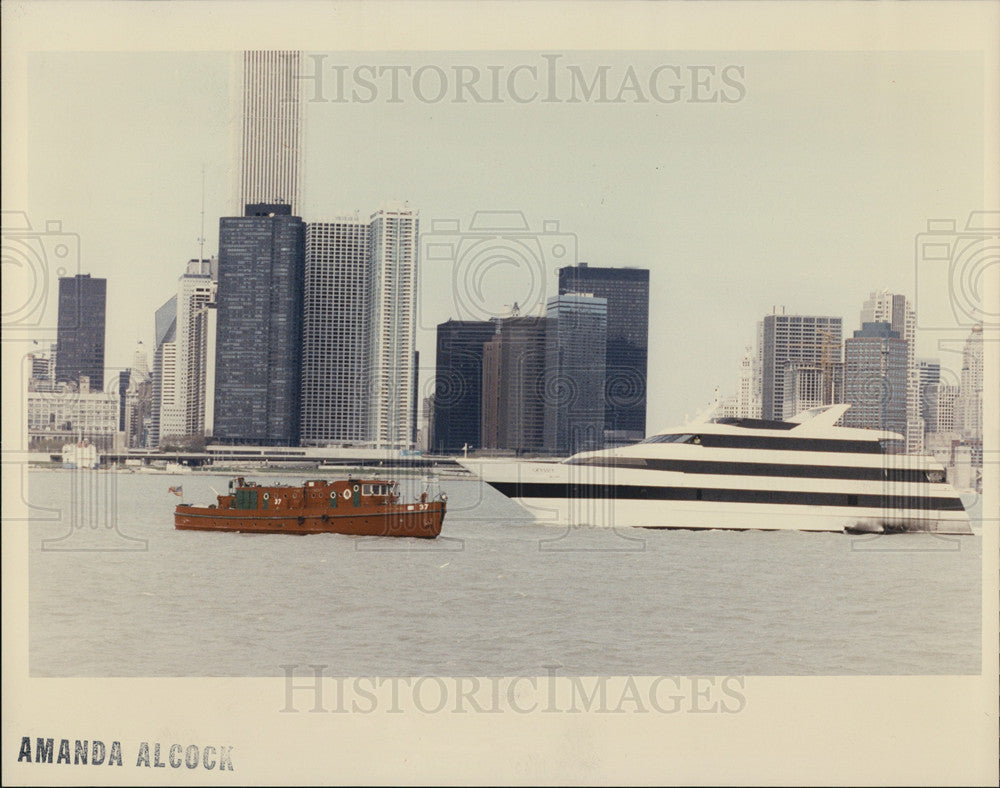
[
  {"x1": 157, "y1": 341, "x2": 182, "y2": 442},
  {"x1": 735, "y1": 344, "x2": 762, "y2": 418},
  {"x1": 132, "y1": 341, "x2": 150, "y2": 383},
  {"x1": 233, "y1": 50, "x2": 304, "y2": 215},
  {"x1": 151, "y1": 260, "x2": 217, "y2": 447},
  {"x1": 955, "y1": 324, "x2": 983, "y2": 439},
  {"x1": 177, "y1": 259, "x2": 216, "y2": 438},
  {"x1": 300, "y1": 217, "x2": 371, "y2": 444},
  {"x1": 152, "y1": 295, "x2": 181, "y2": 445},
  {"x1": 860, "y1": 290, "x2": 923, "y2": 453},
  {"x1": 367, "y1": 204, "x2": 419, "y2": 448},
  {"x1": 194, "y1": 303, "x2": 217, "y2": 439}
]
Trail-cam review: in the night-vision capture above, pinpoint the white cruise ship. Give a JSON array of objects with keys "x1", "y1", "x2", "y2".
[{"x1": 458, "y1": 404, "x2": 972, "y2": 535}]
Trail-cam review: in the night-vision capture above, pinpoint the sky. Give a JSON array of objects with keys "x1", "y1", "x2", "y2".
[{"x1": 15, "y1": 46, "x2": 990, "y2": 431}]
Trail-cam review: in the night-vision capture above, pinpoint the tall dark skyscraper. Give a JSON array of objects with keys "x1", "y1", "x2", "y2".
[
  {"x1": 760, "y1": 312, "x2": 843, "y2": 421},
  {"x1": 214, "y1": 203, "x2": 305, "y2": 445},
  {"x1": 481, "y1": 316, "x2": 550, "y2": 453},
  {"x1": 544, "y1": 294, "x2": 607, "y2": 455},
  {"x1": 433, "y1": 319, "x2": 496, "y2": 453},
  {"x1": 557, "y1": 263, "x2": 648, "y2": 443},
  {"x1": 55, "y1": 273, "x2": 106, "y2": 391},
  {"x1": 843, "y1": 321, "x2": 907, "y2": 439}
]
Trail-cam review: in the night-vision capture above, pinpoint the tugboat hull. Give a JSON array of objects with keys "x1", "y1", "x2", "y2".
[
  {"x1": 175, "y1": 503, "x2": 444, "y2": 538},
  {"x1": 174, "y1": 477, "x2": 446, "y2": 538}
]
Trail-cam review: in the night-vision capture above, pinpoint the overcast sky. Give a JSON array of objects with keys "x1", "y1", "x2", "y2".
[{"x1": 17, "y1": 45, "x2": 989, "y2": 429}]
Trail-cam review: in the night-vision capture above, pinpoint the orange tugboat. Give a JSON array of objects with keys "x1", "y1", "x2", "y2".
[{"x1": 175, "y1": 477, "x2": 446, "y2": 538}]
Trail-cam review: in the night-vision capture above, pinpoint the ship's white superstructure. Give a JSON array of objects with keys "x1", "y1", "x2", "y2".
[{"x1": 459, "y1": 404, "x2": 971, "y2": 534}]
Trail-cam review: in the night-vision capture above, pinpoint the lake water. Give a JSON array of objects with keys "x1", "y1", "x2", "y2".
[{"x1": 26, "y1": 469, "x2": 982, "y2": 677}]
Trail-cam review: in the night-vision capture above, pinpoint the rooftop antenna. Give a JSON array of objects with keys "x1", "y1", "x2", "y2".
[{"x1": 197, "y1": 163, "x2": 206, "y2": 263}]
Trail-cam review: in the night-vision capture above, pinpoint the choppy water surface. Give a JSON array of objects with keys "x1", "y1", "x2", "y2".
[{"x1": 26, "y1": 469, "x2": 982, "y2": 677}]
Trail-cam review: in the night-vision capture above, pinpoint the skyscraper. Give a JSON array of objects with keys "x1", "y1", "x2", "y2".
[
  {"x1": 544, "y1": 293, "x2": 607, "y2": 455},
  {"x1": 300, "y1": 218, "x2": 371, "y2": 444},
  {"x1": 735, "y1": 344, "x2": 762, "y2": 418},
  {"x1": 176, "y1": 259, "x2": 217, "y2": 438},
  {"x1": 760, "y1": 311, "x2": 842, "y2": 421},
  {"x1": 117, "y1": 370, "x2": 131, "y2": 433},
  {"x1": 843, "y1": 321, "x2": 908, "y2": 440},
  {"x1": 432, "y1": 319, "x2": 496, "y2": 453},
  {"x1": 234, "y1": 51, "x2": 304, "y2": 214},
  {"x1": 189, "y1": 299, "x2": 217, "y2": 439},
  {"x1": 955, "y1": 324, "x2": 983, "y2": 440},
  {"x1": 481, "y1": 316, "x2": 550, "y2": 453},
  {"x1": 781, "y1": 362, "x2": 844, "y2": 420},
  {"x1": 55, "y1": 273, "x2": 106, "y2": 391},
  {"x1": 367, "y1": 205, "x2": 419, "y2": 448},
  {"x1": 127, "y1": 342, "x2": 153, "y2": 448},
  {"x1": 916, "y1": 357, "x2": 941, "y2": 438},
  {"x1": 214, "y1": 203, "x2": 305, "y2": 445},
  {"x1": 151, "y1": 295, "x2": 179, "y2": 447},
  {"x1": 557, "y1": 263, "x2": 649, "y2": 444},
  {"x1": 860, "y1": 290, "x2": 922, "y2": 453},
  {"x1": 924, "y1": 383, "x2": 959, "y2": 435},
  {"x1": 132, "y1": 341, "x2": 150, "y2": 383}
]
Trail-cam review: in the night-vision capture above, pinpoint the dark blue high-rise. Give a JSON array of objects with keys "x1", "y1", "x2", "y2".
[
  {"x1": 433, "y1": 319, "x2": 497, "y2": 453},
  {"x1": 213, "y1": 203, "x2": 305, "y2": 445},
  {"x1": 55, "y1": 273, "x2": 106, "y2": 391},
  {"x1": 557, "y1": 263, "x2": 648, "y2": 443}
]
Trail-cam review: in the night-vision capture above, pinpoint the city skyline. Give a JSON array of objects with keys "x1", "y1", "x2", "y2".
[
  {"x1": 18, "y1": 49, "x2": 989, "y2": 431},
  {"x1": 4, "y1": 4, "x2": 997, "y2": 786}
]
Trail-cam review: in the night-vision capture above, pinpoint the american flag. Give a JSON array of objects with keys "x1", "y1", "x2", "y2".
[{"x1": 168, "y1": 485, "x2": 183, "y2": 497}]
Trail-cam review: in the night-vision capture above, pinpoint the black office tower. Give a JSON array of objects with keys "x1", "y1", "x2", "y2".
[
  {"x1": 433, "y1": 319, "x2": 496, "y2": 453},
  {"x1": 481, "y1": 316, "x2": 551, "y2": 453},
  {"x1": 55, "y1": 273, "x2": 106, "y2": 391},
  {"x1": 558, "y1": 263, "x2": 648, "y2": 443},
  {"x1": 544, "y1": 294, "x2": 607, "y2": 455},
  {"x1": 214, "y1": 203, "x2": 305, "y2": 445}
]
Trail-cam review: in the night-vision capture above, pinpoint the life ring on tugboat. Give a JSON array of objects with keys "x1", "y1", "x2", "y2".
[{"x1": 342, "y1": 489, "x2": 352, "y2": 500}]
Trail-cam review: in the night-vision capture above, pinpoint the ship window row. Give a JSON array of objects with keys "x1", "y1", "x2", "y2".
[
  {"x1": 640, "y1": 433, "x2": 884, "y2": 453},
  {"x1": 493, "y1": 481, "x2": 962, "y2": 511},
  {"x1": 569, "y1": 456, "x2": 947, "y2": 483}
]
